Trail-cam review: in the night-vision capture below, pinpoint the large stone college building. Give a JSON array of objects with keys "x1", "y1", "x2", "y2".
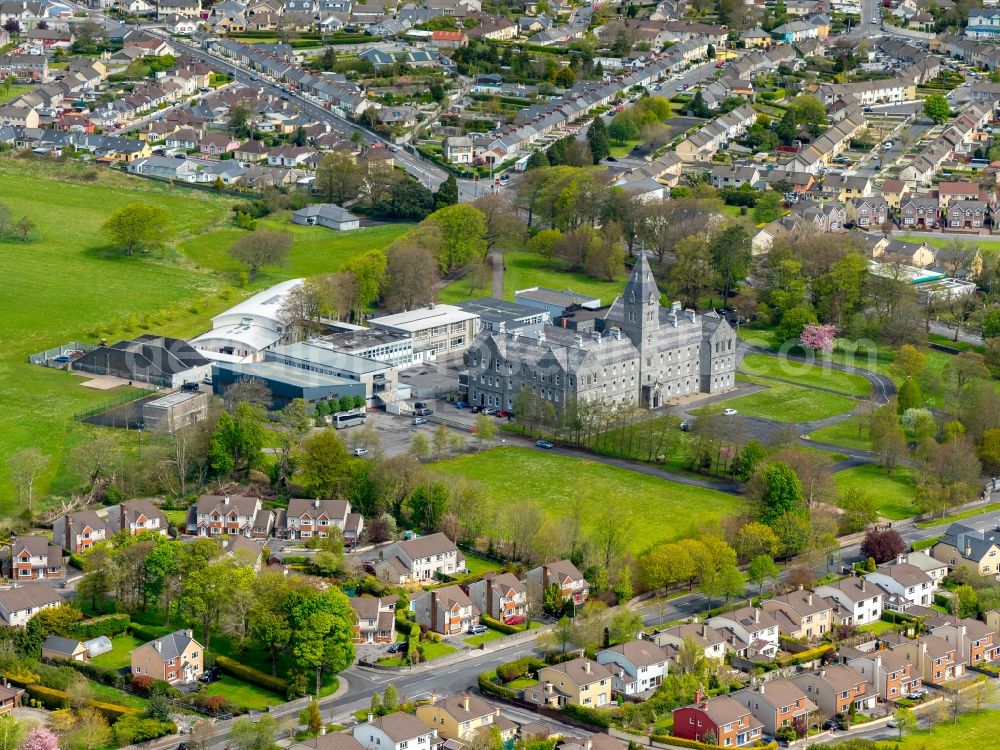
[{"x1": 461, "y1": 254, "x2": 737, "y2": 411}]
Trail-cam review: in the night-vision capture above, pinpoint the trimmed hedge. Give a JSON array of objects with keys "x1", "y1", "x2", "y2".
[
  {"x1": 90, "y1": 700, "x2": 140, "y2": 724},
  {"x1": 25, "y1": 684, "x2": 69, "y2": 710},
  {"x1": 4, "y1": 671, "x2": 39, "y2": 688},
  {"x1": 215, "y1": 655, "x2": 287, "y2": 695},
  {"x1": 70, "y1": 613, "x2": 131, "y2": 639},
  {"x1": 480, "y1": 615, "x2": 521, "y2": 635},
  {"x1": 128, "y1": 623, "x2": 166, "y2": 642},
  {"x1": 478, "y1": 671, "x2": 519, "y2": 701},
  {"x1": 496, "y1": 656, "x2": 546, "y2": 683},
  {"x1": 68, "y1": 554, "x2": 87, "y2": 570},
  {"x1": 113, "y1": 716, "x2": 176, "y2": 745},
  {"x1": 58, "y1": 660, "x2": 122, "y2": 687},
  {"x1": 775, "y1": 644, "x2": 834, "y2": 667},
  {"x1": 561, "y1": 703, "x2": 611, "y2": 728},
  {"x1": 651, "y1": 735, "x2": 778, "y2": 750}
]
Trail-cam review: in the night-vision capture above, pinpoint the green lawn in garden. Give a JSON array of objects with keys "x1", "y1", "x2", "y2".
[
  {"x1": 161, "y1": 510, "x2": 188, "y2": 529},
  {"x1": 463, "y1": 554, "x2": 505, "y2": 577},
  {"x1": 693, "y1": 379, "x2": 856, "y2": 423},
  {"x1": 834, "y1": 464, "x2": 919, "y2": 520},
  {"x1": 877, "y1": 708, "x2": 1000, "y2": 749},
  {"x1": 200, "y1": 675, "x2": 282, "y2": 710},
  {"x1": 419, "y1": 641, "x2": 458, "y2": 661},
  {"x1": 464, "y1": 628, "x2": 507, "y2": 647},
  {"x1": 808, "y1": 418, "x2": 872, "y2": 451},
  {"x1": 740, "y1": 353, "x2": 872, "y2": 396},
  {"x1": 858, "y1": 619, "x2": 897, "y2": 636},
  {"x1": 438, "y1": 251, "x2": 626, "y2": 306},
  {"x1": 0, "y1": 84, "x2": 33, "y2": 104},
  {"x1": 506, "y1": 677, "x2": 539, "y2": 689},
  {"x1": 431, "y1": 446, "x2": 742, "y2": 553},
  {"x1": 88, "y1": 635, "x2": 145, "y2": 670},
  {"x1": 897, "y1": 233, "x2": 1000, "y2": 252},
  {"x1": 89, "y1": 682, "x2": 148, "y2": 710}
]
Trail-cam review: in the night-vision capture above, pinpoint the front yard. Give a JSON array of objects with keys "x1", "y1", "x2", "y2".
[
  {"x1": 200, "y1": 675, "x2": 282, "y2": 710},
  {"x1": 464, "y1": 628, "x2": 507, "y2": 647}
]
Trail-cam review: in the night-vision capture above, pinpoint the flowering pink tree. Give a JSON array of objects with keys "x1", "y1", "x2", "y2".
[
  {"x1": 800, "y1": 323, "x2": 836, "y2": 353},
  {"x1": 21, "y1": 727, "x2": 59, "y2": 750}
]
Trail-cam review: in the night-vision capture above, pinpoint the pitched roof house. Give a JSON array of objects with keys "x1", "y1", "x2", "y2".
[
  {"x1": 525, "y1": 560, "x2": 589, "y2": 606},
  {"x1": 672, "y1": 695, "x2": 764, "y2": 747},
  {"x1": 466, "y1": 572, "x2": 527, "y2": 624},
  {"x1": 1, "y1": 537, "x2": 65, "y2": 580},
  {"x1": 761, "y1": 589, "x2": 834, "y2": 641},
  {"x1": 529, "y1": 658, "x2": 612, "y2": 708},
  {"x1": 933, "y1": 522, "x2": 1000, "y2": 576},
  {"x1": 185, "y1": 494, "x2": 262, "y2": 538},
  {"x1": 411, "y1": 584, "x2": 480, "y2": 635},
  {"x1": 0, "y1": 581, "x2": 63, "y2": 626},
  {"x1": 349, "y1": 596, "x2": 396, "y2": 644},
  {"x1": 415, "y1": 694, "x2": 504, "y2": 741},
  {"x1": 815, "y1": 577, "x2": 884, "y2": 627},
  {"x1": 354, "y1": 712, "x2": 437, "y2": 750},
  {"x1": 886, "y1": 633, "x2": 964, "y2": 685},
  {"x1": 107, "y1": 501, "x2": 168, "y2": 537},
  {"x1": 652, "y1": 621, "x2": 727, "y2": 662},
  {"x1": 375, "y1": 533, "x2": 463, "y2": 583},
  {"x1": 596, "y1": 638, "x2": 670, "y2": 695},
  {"x1": 730, "y1": 680, "x2": 816, "y2": 737},
  {"x1": 51, "y1": 510, "x2": 108, "y2": 555},
  {"x1": 844, "y1": 646, "x2": 921, "y2": 701},
  {"x1": 131, "y1": 629, "x2": 204, "y2": 684},
  {"x1": 792, "y1": 665, "x2": 875, "y2": 717}
]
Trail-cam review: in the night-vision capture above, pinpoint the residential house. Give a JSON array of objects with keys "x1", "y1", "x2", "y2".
[
  {"x1": 281, "y1": 498, "x2": 364, "y2": 546},
  {"x1": 185, "y1": 494, "x2": 261, "y2": 538},
  {"x1": 41, "y1": 636, "x2": 89, "y2": 662},
  {"x1": 596, "y1": 638, "x2": 669, "y2": 696},
  {"x1": 944, "y1": 199, "x2": 987, "y2": 231},
  {"x1": 0, "y1": 106, "x2": 38, "y2": 128},
  {"x1": 709, "y1": 164, "x2": 760, "y2": 189},
  {"x1": 234, "y1": 139, "x2": 268, "y2": 162},
  {"x1": 349, "y1": 596, "x2": 396, "y2": 644},
  {"x1": 528, "y1": 658, "x2": 612, "y2": 708},
  {"x1": 291, "y1": 204, "x2": 361, "y2": 232},
  {"x1": 796, "y1": 201, "x2": 847, "y2": 232},
  {"x1": 0, "y1": 685, "x2": 22, "y2": 716},
  {"x1": 51, "y1": 510, "x2": 108, "y2": 555},
  {"x1": 444, "y1": 135, "x2": 474, "y2": 164},
  {"x1": 416, "y1": 694, "x2": 506, "y2": 741},
  {"x1": 106, "y1": 500, "x2": 168, "y2": 537},
  {"x1": 430, "y1": 30, "x2": 467, "y2": 49},
  {"x1": 792, "y1": 665, "x2": 875, "y2": 717},
  {"x1": 899, "y1": 196, "x2": 940, "y2": 229},
  {"x1": 865, "y1": 560, "x2": 936, "y2": 611},
  {"x1": 815, "y1": 577, "x2": 884, "y2": 627},
  {"x1": 411, "y1": 584, "x2": 479, "y2": 635},
  {"x1": 354, "y1": 713, "x2": 437, "y2": 750},
  {"x1": 881, "y1": 179, "x2": 907, "y2": 210},
  {"x1": 130, "y1": 629, "x2": 204, "y2": 684},
  {"x1": 525, "y1": 560, "x2": 589, "y2": 607},
  {"x1": 933, "y1": 522, "x2": 1000, "y2": 576},
  {"x1": 731, "y1": 680, "x2": 817, "y2": 737},
  {"x1": 871, "y1": 237, "x2": 936, "y2": 268},
  {"x1": 652, "y1": 621, "x2": 727, "y2": 663},
  {"x1": 926, "y1": 614, "x2": 999, "y2": 666},
  {"x1": 708, "y1": 606, "x2": 780, "y2": 659},
  {"x1": 824, "y1": 174, "x2": 873, "y2": 202},
  {"x1": 0, "y1": 537, "x2": 65, "y2": 580},
  {"x1": 267, "y1": 146, "x2": 315, "y2": 167},
  {"x1": 466, "y1": 13, "x2": 517, "y2": 41},
  {"x1": 901, "y1": 550, "x2": 949, "y2": 584},
  {"x1": 200, "y1": 132, "x2": 239, "y2": 156},
  {"x1": 886, "y1": 633, "x2": 964, "y2": 685},
  {"x1": 672, "y1": 695, "x2": 765, "y2": 747},
  {"x1": 466, "y1": 572, "x2": 527, "y2": 624},
  {"x1": 849, "y1": 197, "x2": 890, "y2": 229},
  {"x1": 0, "y1": 581, "x2": 64, "y2": 627},
  {"x1": 966, "y1": 8, "x2": 1000, "y2": 39},
  {"x1": 937, "y1": 181, "x2": 983, "y2": 209},
  {"x1": 761, "y1": 589, "x2": 833, "y2": 641},
  {"x1": 844, "y1": 647, "x2": 921, "y2": 702}
]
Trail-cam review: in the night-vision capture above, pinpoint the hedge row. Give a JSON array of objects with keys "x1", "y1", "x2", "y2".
[
  {"x1": 4, "y1": 671, "x2": 39, "y2": 688},
  {"x1": 480, "y1": 615, "x2": 521, "y2": 635},
  {"x1": 775, "y1": 643, "x2": 834, "y2": 667},
  {"x1": 561, "y1": 703, "x2": 611, "y2": 728},
  {"x1": 24, "y1": 684, "x2": 138, "y2": 723},
  {"x1": 70, "y1": 613, "x2": 131, "y2": 639},
  {"x1": 128, "y1": 623, "x2": 166, "y2": 642},
  {"x1": 477, "y1": 671, "x2": 519, "y2": 701},
  {"x1": 68, "y1": 554, "x2": 86, "y2": 570},
  {"x1": 651, "y1": 734, "x2": 778, "y2": 750},
  {"x1": 215, "y1": 655, "x2": 288, "y2": 696},
  {"x1": 496, "y1": 656, "x2": 546, "y2": 683},
  {"x1": 58, "y1": 660, "x2": 122, "y2": 687}
]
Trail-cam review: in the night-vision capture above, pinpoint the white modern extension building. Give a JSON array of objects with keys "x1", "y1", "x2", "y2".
[{"x1": 191, "y1": 279, "x2": 303, "y2": 363}]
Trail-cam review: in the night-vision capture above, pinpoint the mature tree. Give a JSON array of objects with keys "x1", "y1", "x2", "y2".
[
  {"x1": 230, "y1": 715, "x2": 278, "y2": 750},
  {"x1": 945, "y1": 351, "x2": 990, "y2": 400},
  {"x1": 710, "y1": 223, "x2": 752, "y2": 301},
  {"x1": 382, "y1": 242, "x2": 438, "y2": 311},
  {"x1": 300, "y1": 429, "x2": 352, "y2": 498},
  {"x1": 587, "y1": 117, "x2": 611, "y2": 163},
  {"x1": 923, "y1": 93, "x2": 951, "y2": 124},
  {"x1": 755, "y1": 461, "x2": 805, "y2": 524},
  {"x1": 286, "y1": 587, "x2": 356, "y2": 695},
  {"x1": 941, "y1": 685, "x2": 967, "y2": 724},
  {"x1": 6, "y1": 447, "x2": 47, "y2": 510},
  {"x1": 425, "y1": 204, "x2": 488, "y2": 274},
  {"x1": 969, "y1": 674, "x2": 997, "y2": 713},
  {"x1": 21, "y1": 727, "x2": 59, "y2": 750},
  {"x1": 753, "y1": 190, "x2": 784, "y2": 224},
  {"x1": 733, "y1": 521, "x2": 780, "y2": 564},
  {"x1": 670, "y1": 235, "x2": 716, "y2": 308},
  {"x1": 736, "y1": 440, "x2": 767, "y2": 481},
  {"x1": 222, "y1": 375, "x2": 272, "y2": 413},
  {"x1": 893, "y1": 707, "x2": 917, "y2": 740},
  {"x1": 342, "y1": 249, "x2": 387, "y2": 321},
  {"x1": 639, "y1": 542, "x2": 695, "y2": 594},
  {"x1": 474, "y1": 413, "x2": 496, "y2": 446},
  {"x1": 870, "y1": 402, "x2": 907, "y2": 474},
  {"x1": 227, "y1": 99, "x2": 253, "y2": 134},
  {"x1": 747, "y1": 554, "x2": 779, "y2": 597},
  {"x1": 376, "y1": 176, "x2": 435, "y2": 221},
  {"x1": 434, "y1": 174, "x2": 459, "y2": 209},
  {"x1": 101, "y1": 204, "x2": 169, "y2": 256},
  {"x1": 860, "y1": 528, "x2": 906, "y2": 564},
  {"x1": 228, "y1": 230, "x2": 292, "y2": 283},
  {"x1": 839, "y1": 487, "x2": 878, "y2": 534},
  {"x1": 473, "y1": 192, "x2": 525, "y2": 253},
  {"x1": 209, "y1": 402, "x2": 265, "y2": 477}
]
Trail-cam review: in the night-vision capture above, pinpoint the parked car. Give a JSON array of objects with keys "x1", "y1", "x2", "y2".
[
  {"x1": 723, "y1": 408, "x2": 738, "y2": 416},
  {"x1": 470, "y1": 405, "x2": 481, "y2": 413},
  {"x1": 413, "y1": 417, "x2": 428, "y2": 425},
  {"x1": 606, "y1": 156, "x2": 618, "y2": 162},
  {"x1": 387, "y1": 641, "x2": 406, "y2": 654},
  {"x1": 679, "y1": 421, "x2": 691, "y2": 431},
  {"x1": 353, "y1": 447, "x2": 369, "y2": 457},
  {"x1": 468, "y1": 624, "x2": 488, "y2": 635},
  {"x1": 906, "y1": 689, "x2": 928, "y2": 700},
  {"x1": 198, "y1": 666, "x2": 221, "y2": 684},
  {"x1": 455, "y1": 401, "x2": 468, "y2": 409},
  {"x1": 414, "y1": 407, "x2": 433, "y2": 416},
  {"x1": 497, "y1": 410, "x2": 512, "y2": 418},
  {"x1": 482, "y1": 407, "x2": 497, "y2": 416},
  {"x1": 536, "y1": 439, "x2": 554, "y2": 449},
  {"x1": 180, "y1": 382, "x2": 199, "y2": 392}
]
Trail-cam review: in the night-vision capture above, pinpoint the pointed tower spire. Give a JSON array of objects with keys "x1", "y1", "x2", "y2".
[{"x1": 622, "y1": 252, "x2": 661, "y2": 346}]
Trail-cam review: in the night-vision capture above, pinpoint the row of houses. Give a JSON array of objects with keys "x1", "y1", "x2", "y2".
[
  {"x1": 675, "y1": 103, "x2": 758, "y2": 163},
  {"x1": 899, "y1": 101, "x2": 992, "y2": 184}
]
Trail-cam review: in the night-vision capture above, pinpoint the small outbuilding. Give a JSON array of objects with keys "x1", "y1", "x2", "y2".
[{"x1": 41, "y1": 635, "x2": 89, "y2": 662}]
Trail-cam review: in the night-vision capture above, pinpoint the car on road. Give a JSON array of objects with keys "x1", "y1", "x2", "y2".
[
  {"x1": 482, "y1": 407, "x2": 497, "y2": 416},
  {"x1": 181, "y1": 382, "x2": 200, "y2": 392},
  {"x1": 468, "y1": 624, "x2": 488, "y2": 635},
  {"x1": 352, "y1": 447, "x2": 369, "y2": 457},
  {"x1": 723, "y1": 408, "x2": 738, "y2": 416},
  {"x1": 676, "y1": 85, "x2": 684, "y2": 91},
  {"x1": 536, "y1": 439, "x2": 554, "y2": 449},
  {"x1": 606, "y1": 156, "x2": 618, "y2": 162},
  {"x1": 413, "y1": 417, "x2": 428, "y2": 426},
  {"x1": 414, "y1": 407, "x2": 433, "y2": 416}
]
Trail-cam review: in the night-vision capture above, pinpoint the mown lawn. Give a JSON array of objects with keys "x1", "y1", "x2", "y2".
[
  {"x1": 464, "y1": 554, "x2": 504, "y2": 577},
  {"x1": 420, "y1": 641, "x2": 458, "y2": 661},
  {"x1": 740, "y1": 353, "x2": 871, "y2": 397},
  {"x1": 200, "y1": 675, "x2": 282, "y2": 710},
  {"x1": 88, "y1": 635, "x2": 144, "y2": 670},
  {"x1": 431, "y1": 446, "x2": 742, "y2": 553},
  {"x1": 464, "y1": 628, "x2": 506, "y2": 647},
  {"x1": 693, "y1": 378, "x2": 856, "y2": 423},
  {"x1": 0, "y1": 84, "x2": 33, "y2": 104},
  {"x1": 834, "y1": 464, "x2": 919, "y2": 520},
  {"x1": 879, "y1": 708, "x2": 1000, "y2": 749},
  {"x1": 808, "y1": 418, "x2": 872, "y2": 451},
  {"x1": 438, "y1": 251, "x2": 625, "y2": 306}
]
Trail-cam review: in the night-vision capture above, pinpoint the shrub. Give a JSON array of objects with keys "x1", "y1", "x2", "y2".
[
  {"x1": 90, "y1": 700, "x2": 140, "y2": 724},
  {"x1": 113, "y1": 716, "x2": 176, "y2": 745},
  {"x1": 561, "y1": 703, "x2": 611, "y2": 728},
  {"x1": 70, "y1": 614, "x2": 130, "y2": 639},
  {"x1": 4, "y1": 671, "x2": 40, "y2": 688},
  {"x1": 68, "y1": 554, "x2": 86, "y2": 570},
  {"x1": 477, "y1": 671, "x2": 518, "y2": 701},
  {"x1": 128, "y1": 623, "x2": 165, "y2": 642},
  {"x1": 481, "y1": 615, "x2": 520, "y2": 635},
  {"x1": 215, "y1": 655, "x2": 288, "y2": 695},
  {"x1": 25, "y1": 684, "x2": 69, "y2": 710},
  {"x1": 62, "y1": 661, "x2": 122, "y2": 688},
  {"x1": 496, "y1": 656, "x2": 546, "y2": 683},
  {"x1": 775, "y1": 644, "x2": 834, "y2": 667}
]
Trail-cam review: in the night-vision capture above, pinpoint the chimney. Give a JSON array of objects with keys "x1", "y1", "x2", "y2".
[
  {"x1": 367, "y1": 713, "x2": 374, "y2": 724},
  {"x1": 798, "y1": 584, "x2": 804, "y2": 591},
  {"x1": 153, "y1": 640, "x2": 161, "y2": 652},
  {"x1": 538, "y1": 329, "x2": 545, "y2": 343},
  {"x1": 669, "y1": 313, "x2": 677, "y2": 328},
  {"x1": 808, "y1": 593, "x2": 813, "y2": 606},
  {"x1": 486, "y1": 576, "x2": 494, "y2": 619},
  {"x1": 861, "y1": 579, "x2": 866, "y2": 593},
  {"x1": 591, "y1": 330, "x2": 601, "y2": 341},
  {"x1": 186, "y1": 629, "x2": 193, "y2": 639},
  {"x1": 223, "y1": 496, "x2": 230, "y2": 505},
  {"x1": 585, "y1": 741, "x2": 592, "y2": 750},
  {"x1": 612, "y1": 327, "x2": 621, "y2": 340},
  {"x1": 702, "y1": 624, "x2": 708, "y2": 638},
  {"x1": 754, "y1": 608, "x2": 760, "y2": 623},
  {"x1": 896, "y1": 554, "x2": 905, "y2": 565},
  {"x1": 966, "y1": 545, "x2": 973, "y2": 557},
  {"x1": 314, "y1": 499, "x2": 320, "y2": 509},
  {"x1": 512, "y1": 329, "x2": 520, "y2": 341},
  {"x1": 584, "y1": 660, "x2": 591, "y2": 674},
  {"x1": 463, "y1": 695, "x2": 470, "y2": 711},
  {"x1": 320, "y1": 726, "x2": 327, "y2": 736},
  {"x1": 759, "y1": 682, "x2": 765, "y2": 695},
  {"x1": 574, "y1": 334, "x2": 583, "y2": 348},
  {"x1": 671, "y1": 301, "x2": 682, "y2": 313},
  {"x1": 685, "y1": 309, "x2": 696, "y2": 323}
]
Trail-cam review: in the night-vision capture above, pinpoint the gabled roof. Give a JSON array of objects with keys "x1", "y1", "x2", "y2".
[
  {"x1": 134, "y1": 629, "x2": 201, "y2": 662},
  {"x1": 599, "y1": 638, "x2": 669, "y2": 668},
  {"x1": 367, "y1": 712, "x2": 432, "y2": 743},
  {"x1": 542, "y1": 657, "x2": 611, "y2": 685}
]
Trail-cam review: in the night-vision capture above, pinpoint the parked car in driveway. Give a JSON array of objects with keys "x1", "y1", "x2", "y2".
[
  {"x1": 468, "y1": 624, "x2": 488, "y2": 635},
  {"x1": 413, "y1": 417, "x2": 428, "y2": 425},
  {"x1": 387, "y1": 641, "x2": 405, "y2": 654}
]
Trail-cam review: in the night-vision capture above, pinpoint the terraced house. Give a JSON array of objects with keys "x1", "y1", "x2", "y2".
[
  {"x1": 792, "y1": 665, "x2": 875, "y2": 717},
  {"x1": 673, "y1": 695, "x2": 764, "y2": 747},
  {"x1": 843, "y1": 648, "x2": 921, "y2": 702},
  {"x1": 731, "y1": 680, "x2": 817, "y2": 737}
]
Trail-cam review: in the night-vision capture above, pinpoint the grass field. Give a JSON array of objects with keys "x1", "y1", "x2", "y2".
[
  {"x1": 739, "y1": 353, "x2": 872, "y2": 397},
  {"x1": 201, "y1": 675, "x2": 282, "y2": 710},
  {"x1": 88, "y1": 635, "x2": 145, "y2": 670},
  {"x1": 420, "y1": 641, "x2": 458, "y2": 661},
  {"x1": 0, "y1": 84, "x2": 33, "y2": 104},
  {"x1": 0, "y1": 160, "x2": 409, "y2": 508},
  {"x1": 898, "y1": 233, "x2": 1000, "y2": 252},
  {"x1": 875, "y1": 709, "x2": 1000, "y2": 749},
  {"x1": 914, "y1": 502, "x2": 1000, "y2": 529},
  {"x1": 438, "y1": 251, "x2": 626, "y2": 306},
  {"x1": 834, "y1": 464, "x2": 919, "y2": 520},
  {"x1": 465, "y1": 627, "x2": 506, "y2": 647},
  {"x1": 694, "y1": 378, "x2": 856, "y2": 423},
  {"x1": 808, "y1": 418, "x2": 872, "y2": 451},
  {"x1": 464, "y1": 554, "x2": 505, "y2": 577},
  {"x1": 431, "y1": 446, "x2": 742, "y2": 553}
]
